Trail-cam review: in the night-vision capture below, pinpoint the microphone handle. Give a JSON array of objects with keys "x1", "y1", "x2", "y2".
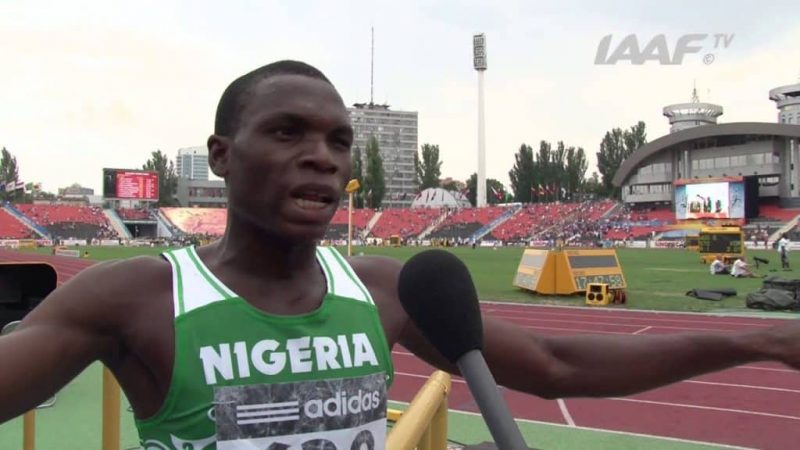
[{"x1": 456, "y1": 350, "x2": 529, "y2": 449}]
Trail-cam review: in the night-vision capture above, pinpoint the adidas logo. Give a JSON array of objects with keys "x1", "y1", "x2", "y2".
[
  {"x1": 235, "y1": 390, "x2": 382, "y2": 425},
  {"x1": 303, "y1": 389, "x2": 382, "y2": 419}
]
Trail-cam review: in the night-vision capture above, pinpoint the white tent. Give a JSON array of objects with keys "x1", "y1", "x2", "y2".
[{"x1": 410, "y1": 188, "x2": 471, "y2": 209}]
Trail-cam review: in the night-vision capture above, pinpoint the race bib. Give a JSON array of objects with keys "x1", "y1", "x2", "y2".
[{"x1": 214, "y1": 373, "x2": 386, "y2": 449}]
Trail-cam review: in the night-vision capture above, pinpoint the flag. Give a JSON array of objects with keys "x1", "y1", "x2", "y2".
[{"x1": 490, "y1": 186, "x2": 503, "y2": 201}]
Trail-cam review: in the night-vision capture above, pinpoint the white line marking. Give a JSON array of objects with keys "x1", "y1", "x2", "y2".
[
  {"x1": 481, "y1": 301, "x2": 789, "y2": 325},
  {"x1": 391, "y1": 356, "x2": 800, "y2": 393},
  {"x1": 517, "y1": 324, "x2": 629, "y2": 334},
  {"x1": 237, "y1": 415, "x2": 300, "y2": 425},
  {"x1": 388, "y1": 400, "x2": 756, "y2": 450},
  {"x1": 557, "y1": 399, "x2": 575, "y2": 427},
  {"x1": 237, "y1": 401, "x2": 299, "y2": 410},
  {"x1": 684, "y1": 380, "x2": 800, "y2": 394},
  {"x1": 395, "y1": 370, "x2": 466, "y2": 384},
  {"x1": 489, "y1": 313, "x2": 759, "y2": 333},
  {"x1": 632, "y1": 326, "x2": 652, "y2": 334},
  {"x1": 610, "y1": 397, "x2": 800, "y2": 421},
  {"x1": 739, "y1": 365, "x2": 797, "y2": 374},
  {"x1": 237, "y1": 409, "x2": 300, "y2": 418}
]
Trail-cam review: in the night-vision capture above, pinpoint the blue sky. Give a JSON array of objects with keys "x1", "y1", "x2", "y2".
[{"x1": 1, "y1": 0, "x2": 799, "y2": 194}]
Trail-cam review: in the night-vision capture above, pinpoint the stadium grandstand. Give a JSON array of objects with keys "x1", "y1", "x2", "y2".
[
  {"x1": 614, "y1": 83, "x2": 800, "y2": 208},
  {"x1": 611, "y1": 81, "x2": 800, "y2": 245},
  {"x1": 323, "y1": 207, "x2": 376, "y2": 240},
  {"x1": 14, "y1": 204, "x2": 117, "y2": 241}
]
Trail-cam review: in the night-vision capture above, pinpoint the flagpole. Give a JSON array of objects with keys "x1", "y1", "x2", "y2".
[
  {"x1": 345, "y1": 179, "x2": 360, "y2": 257},
  {"x1": 348, "y1": 192, "x2": 354, "y2": 256}
]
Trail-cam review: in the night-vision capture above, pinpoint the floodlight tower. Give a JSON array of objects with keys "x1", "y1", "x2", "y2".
[{"x1": 473, "y1": 33, "x2": 487, "y2": 207}]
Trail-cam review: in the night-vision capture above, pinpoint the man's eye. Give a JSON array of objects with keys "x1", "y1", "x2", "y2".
[
  {"x1": 334, "y1": 139, "x2": 352, "y2": 150},
  {"x1": 272, "y1": 127, "x2": 299, "y2": 140}
]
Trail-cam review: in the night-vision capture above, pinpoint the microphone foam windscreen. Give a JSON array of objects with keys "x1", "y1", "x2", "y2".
[{"x1": 397, "y1": 249, "x2": 483, "y2": 363}]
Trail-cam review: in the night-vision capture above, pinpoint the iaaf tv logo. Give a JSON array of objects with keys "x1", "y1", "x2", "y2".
[{"x1": 595, "y1": 34, "x2": 735, "y2": 65}]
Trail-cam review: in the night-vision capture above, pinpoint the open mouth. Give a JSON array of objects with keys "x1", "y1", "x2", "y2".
[{"x1": 290, "y1": 190, "x2": 335, "y2": 210}]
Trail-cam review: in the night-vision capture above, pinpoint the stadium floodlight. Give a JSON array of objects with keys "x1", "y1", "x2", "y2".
[{"x1": 473, "y1": 33, "x2": 487, "y2": 208}]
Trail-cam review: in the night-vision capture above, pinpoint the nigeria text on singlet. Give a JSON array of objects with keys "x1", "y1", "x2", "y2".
[{"x1": 135, "y1": 246, "x2": 394, "y2": 450}]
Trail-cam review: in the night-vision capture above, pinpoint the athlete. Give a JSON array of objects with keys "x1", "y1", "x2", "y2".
[{"x1": 2, "y1": 61, "x2": 800, "y2": 448}]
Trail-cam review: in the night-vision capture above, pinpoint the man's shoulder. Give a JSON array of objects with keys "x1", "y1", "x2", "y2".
[
  {"x1": 345, "y1": 254, "x2": 403, "y2": 290},
  {"x1": 63, "y1": 254, "x2": 172, "y2": 301}
]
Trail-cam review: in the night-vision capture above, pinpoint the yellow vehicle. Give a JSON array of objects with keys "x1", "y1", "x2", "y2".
[
  {"x1": 685, "y1": 235, "x2": 699, "y2": 251},
  {"x1": 698, "y1": 226, "x2": 744, "y2": 264}
]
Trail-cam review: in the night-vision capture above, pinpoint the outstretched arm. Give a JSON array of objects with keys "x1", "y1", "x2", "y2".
[
  {"x1": 356, "y1": 255, "x2": 797, "y2": 400},
  {"x1": 403, "y1": 314, "x2": 793, "y2": 399},
  {"x1": 0, "y1": 261, "x2": 123, "y2": 422}
]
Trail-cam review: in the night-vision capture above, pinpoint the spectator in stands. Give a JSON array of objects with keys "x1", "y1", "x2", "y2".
[
  {"x1": 709, "y1": 255, "x2": 730, "y2": 275},
  {"x1": 778, "y1": 234, "x2": 791, "y2": 270}
]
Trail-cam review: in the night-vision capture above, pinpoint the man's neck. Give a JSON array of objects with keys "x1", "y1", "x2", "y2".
[{"x1": 211, "y1": 215, "x2": 318, "y2": 279}]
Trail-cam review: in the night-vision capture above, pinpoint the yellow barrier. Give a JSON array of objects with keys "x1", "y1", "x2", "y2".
[
  {"x1": 102, "y1": 367, "x2": 120, "y2": 450},
  {"x1": 22, "y1": 411, "x2": 34, "y2": 450},
  {"x1": 386, "y1": 370, "x2": 451, "y2": 450}
]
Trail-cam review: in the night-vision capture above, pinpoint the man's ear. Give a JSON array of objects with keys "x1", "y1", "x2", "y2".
[{"x1": 208, "y1": 135, "x2": 230, "y2": 179}]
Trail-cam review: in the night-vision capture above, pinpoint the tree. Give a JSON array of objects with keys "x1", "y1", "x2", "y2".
[
  {"x1": 417, "y1": 144, "x2": 443, "y2": 190},
  {"x1": 467, "y1": 173, "x2": 506, "y2": 206},
  {"x1": 508, "y1": 143, "x2": 535, "y2": 203},
  {"x1": 440, "y1": 178, "x2": 464, "y2": 192},
  {"x1": 596, "y1": 121, "x2": 648, "y2": 198},
  {"x1": 0, "y1": 147, "x2": 21, "y2": 202},
  {"x1": 624, "y1": 121, "x2": 648, "y2": 158},
  {"x1": 413, "y1": 151, "x2": 421, "y2": 190},
  {"x1": 565, "y1": 146, "x2": 588, "y2": 198},
  {"x1": 584, "y1": 171, "x2": 603, "y2": 197},
  {"x1": 351, "y1": 146, "x2": 364, "y2": 208},
  {"x1": 142, "y1": 150, "x2": 178, "y2": 206},
  {"x1": 362, "y1": 136, "x2": 385, "y2": 208}
]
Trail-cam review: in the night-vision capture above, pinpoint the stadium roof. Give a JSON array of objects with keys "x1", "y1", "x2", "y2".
[{"x1": 613, "y1": 122, "x2": 800, "y2": 187}]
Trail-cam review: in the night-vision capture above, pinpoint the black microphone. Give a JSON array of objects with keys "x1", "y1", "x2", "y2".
[{"x1": 398, "y1": 249, "x2": 529, "y2": 449}]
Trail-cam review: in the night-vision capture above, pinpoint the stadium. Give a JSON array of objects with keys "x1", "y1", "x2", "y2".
[{"x1": 2, "y1": 79, "x2": 800, "y2": 450}]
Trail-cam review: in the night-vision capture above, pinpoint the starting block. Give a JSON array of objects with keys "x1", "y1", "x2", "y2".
[{"x1": 514, "y1": 248, "x2": 627, "y2": 296}]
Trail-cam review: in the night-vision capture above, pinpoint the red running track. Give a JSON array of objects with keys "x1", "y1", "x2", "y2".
[
  {"x1": 392, "y1": 303, "x2": 800, "y2": 450},
  {"x1": 6, "y1": 250, "x2": 799, "y2": 449}
]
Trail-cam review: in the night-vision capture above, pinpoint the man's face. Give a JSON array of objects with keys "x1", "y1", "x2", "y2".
[{"x1": 210, "y1": 74, "x2": 353, "y2": 242}]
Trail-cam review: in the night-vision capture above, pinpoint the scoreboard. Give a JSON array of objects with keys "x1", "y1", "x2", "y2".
[
  {"x1": 103, "y1": 169, "x2": 159, "y2": 200},
  {"x1": 698, "y1": 231, "x2": 742, "y2": 254},
  {"x1": 697, "y1": 227, "x2": 744, "y2": 263},
  {"x1": 514, "y1": 248, "x2": 626, "y2": 295},
  {"x1": 566, "y1": 252, "x2": 626, "y2": 290}
]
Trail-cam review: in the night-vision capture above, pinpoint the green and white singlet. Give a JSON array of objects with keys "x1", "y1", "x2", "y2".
[{"x1": 135, "y1": 246, "x2": 394, "y2": 450}]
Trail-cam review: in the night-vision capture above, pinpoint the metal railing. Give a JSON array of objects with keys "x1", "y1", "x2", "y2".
[{"x1": 386, "y1": 370, "x2": 451, "y2": 450}]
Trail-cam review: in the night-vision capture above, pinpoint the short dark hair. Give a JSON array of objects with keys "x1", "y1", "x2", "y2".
[{"x1": 214, "y1": 60, "x2": 333, "y2": 137}]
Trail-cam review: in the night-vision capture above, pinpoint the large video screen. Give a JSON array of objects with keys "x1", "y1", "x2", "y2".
[
  {"x1": 103, "y1": 169, "x2": 159, "y2": 200},
  {"x1": 674, "y1": 179, "x2": 745, "y2": 220}
]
